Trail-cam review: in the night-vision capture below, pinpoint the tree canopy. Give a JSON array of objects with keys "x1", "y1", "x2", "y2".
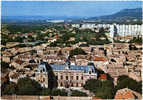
[
  {"x1": 40, "y1": 88, "x2": 67, "y2": 96},
  {"x1": 51, "y1": 89, "x2": 67, "y2": 96},
  {"x1": 129, "y1": 37, "x2": 142, "y2": 44},
  {"x1": 115, "y1": 75, "x2": 142, "y2": 94},
  {"x1": 70, "y1": 48, "x2": 87, "y2": 56},
  {"x1": 17, "y1": 77, "x2": 42, "y2": 95},
  {"x1": 71, "y1": 90, "x2": 88, "y2": 97},
  {"x1": 1, "y1": 61, "x2": 10, "y2": 73},
  {"x1": 2, "y1": 82, "x2": 17, "y2": 95},
  {"x1": 83, "y1": 79, "x2": 115, "y2": 99}
]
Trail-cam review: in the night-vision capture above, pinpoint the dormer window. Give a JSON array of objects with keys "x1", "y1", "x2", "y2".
[
  {"x1": 38, "y1": 64, "x2": 47, "y2": 73},
  {"x1": 92, "y1": 69, "x2": 94, "y2": 73},
  {"x1": 40, "y1": 67, "x2": 46, "y2": 73}
]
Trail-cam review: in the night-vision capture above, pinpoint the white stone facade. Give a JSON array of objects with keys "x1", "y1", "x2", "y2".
[{"x1": 72, "y1": 24, "x2": 142, "y2": 37}]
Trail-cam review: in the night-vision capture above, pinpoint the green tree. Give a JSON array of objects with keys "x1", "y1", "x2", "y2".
[
  {"x1": 49, "y1": 42, "x2": 57, "y2": 47},
  {"x1": 95, "y1": 87, "x2": 114, "y2": 99},
  {"x1": 129, "y1": 44, "x2": 138, "y2": 50},
  {"x1": 129, "y1": 37, "x2": 142, "y2": 43},
  {"x1": 15, "y1": 44, "x2": 27, "y2": 47},
  {"x1": 2, "y1": 82, "x2": 17, "y2": 95},
  {"x1": 83, "y1": 79, "x2": 115, "y2": 99},
  {"x1": 40, "y1": 88, "x2": 51, "y2": 96},
  {"x1": 51, "y1": 89, "x2": 67, "y2": 96},
  {"x1": 28, "y1": 35, "x2": 35, "y2": 42},
  {"x1": 70, "y1": 48, "x2": 87, "y2": 56},
  {"x1": 17, "y1": 77, "x2": 42, "y2": 95},
  {"x1": 83, "y1": 79, "x2": 101, "y2": 93},
  {"x1": 1, "y1": 39, "x2": 7, "y2": 45},
  {"x1": 136, "y1": 81, "x2": 142, "y2": 94},
  {"x1": 14, "y1": 36, "x2": 23, "y2": 43},
  {"x1": 71, "y1": 90, "x2": 88, "y2": 96},
  {"x1": 1, "y1": 61, "x2": 10, "y2": 73},
  {"x1": 36, "y1": 33, "x2": 44, "y2": 40},
  {"x1": 115, "y1": 75, "x2": 142, "y2": 94}
]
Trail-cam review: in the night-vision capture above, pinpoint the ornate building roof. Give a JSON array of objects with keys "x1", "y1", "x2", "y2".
[
  {"x1": 50, "y1": 64, "x2": 97, "y2": 73},
  {"x1": 37, "y1": 64, "x2": 48, "y2": 73},
  {"x1": 37, "y1": 61, "x2": 97, "y2": 74}
]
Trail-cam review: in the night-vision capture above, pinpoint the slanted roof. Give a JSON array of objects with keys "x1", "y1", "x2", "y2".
[
  {"x1": 50, "y1": 64, "x2": 97, "y2": 73},
  {"x1": 37, "y1": 64, "x2": 47, "y2": 73},
  {"x1": 94, "y1": 56, "x2": 107, "y2": 61},
  {"x1": 115, "y1": 88, "x2": 136, "y2": 99}
]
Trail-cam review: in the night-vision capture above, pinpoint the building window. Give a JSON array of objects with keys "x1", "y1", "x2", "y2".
[
  {"x1": 61, "y1": 83, "x2": 63, "y2": 87},
  {"x1": 76, "y1": 83, "x2": 78, "y2": 87},
  {"x1": 92, "y1": 69, "x2": 94, "y2": 73},
  {"x1": 81, "y1": 76, "x2": 83, "y2": 80},
  {"x1": 76, "y1": 76, "x2": 78, "y2": 80},
  {"x1": 61, "y1": 76, "x2": 63, "y2": 80},
  {"x1": 81, "y1": 83, "x2": 83, "y2": 87},
  {"x1": 71, "y1": 76, "x2": 73, "y2": 80},
  {"x1": 66, "y1": 76, "x2": 68, "y2": 80},
  {"x1": 43, "y1": 78, "x2": 45, "y2": 82},
  {"x1": 71, "y1": 83, "x2": 73, "y2": 87}
]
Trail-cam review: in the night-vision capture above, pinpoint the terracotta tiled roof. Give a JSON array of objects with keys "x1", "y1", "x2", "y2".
[
  {"x1": 105, "y1": 47, "x2": 110, "y2": 50},
  {"x1": 98, "y1": 74, "x2": 107, "y2": 80},
  {"x1": 115, "y1": 88, "x2": 135, "y2": 99},
  {"x1": 94, "y1": 56, "x2": 107, "y2": 61},
  {"x1": 15, "y1": 59, "x2": 24, "y2": 65},
  {"x1": 91, "y1": 37, "x2": 96, "y2": 40}
]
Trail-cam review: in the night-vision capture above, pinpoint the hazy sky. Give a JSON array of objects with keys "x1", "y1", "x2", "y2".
[{"x1": 2, "y1": 1, "x2": 142, "y2": 17}]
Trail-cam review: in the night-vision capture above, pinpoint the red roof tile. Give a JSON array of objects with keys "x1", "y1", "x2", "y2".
[
  {"x1": 115, "y1": 88, "x2": 135, "y2": 99},
  {"x1": 98, "y1": 74, "x2": 107, "y2": 80},
  {"x1": 15, "y1": 59, "x2": 24, "y2": 65},
  {"x1": 94, "y1": 56, "x2": 107, "y2": 61}
]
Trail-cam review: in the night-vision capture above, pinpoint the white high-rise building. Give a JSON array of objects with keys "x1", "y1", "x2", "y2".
[{"x1": 72, "y1": 23, "x2": 142, "y2": 37}]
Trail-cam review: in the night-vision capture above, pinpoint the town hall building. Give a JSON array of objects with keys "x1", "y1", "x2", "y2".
[{"x1": 36, "y1": 60, "x2": 98, "y2": 89}]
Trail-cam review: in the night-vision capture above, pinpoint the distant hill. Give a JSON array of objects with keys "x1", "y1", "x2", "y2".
[
  {"x1": 86, "y1": 8, "x2": 142, "y2": 23},
  {"x1": 2, "y1": 8, "x2": 142, "y2": 24},
  {"x1": 1, "y1": 16, "x2": 82, "y2": 24}
]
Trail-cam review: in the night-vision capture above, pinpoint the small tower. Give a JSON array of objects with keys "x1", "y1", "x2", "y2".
[
  {"x1": 35, "y1": 62, "x2": 48, "y2": 88},
  {"x1": 65, "y1": 59, "x2": 71, "y2": 70}
]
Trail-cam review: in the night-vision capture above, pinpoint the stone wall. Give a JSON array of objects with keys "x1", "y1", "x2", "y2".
[{"x1": 1, "y1": 96, "x2": 101, "y2": 100}]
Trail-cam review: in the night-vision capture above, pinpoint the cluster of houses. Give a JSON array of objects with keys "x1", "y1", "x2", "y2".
[
  {"x1": 2, "y1": 41, "x2": 142, "y2": 89},
  {"x1": 1, "y1": 23, "x2": 142, "y2": 100}
]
